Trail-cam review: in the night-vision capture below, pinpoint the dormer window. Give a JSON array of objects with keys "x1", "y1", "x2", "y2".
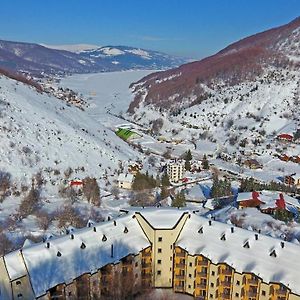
[
  {"x1": 80, "y1": 242, "x2": 86, "y2": 249},
  {"x1": 243, "y1": 241, "x2": 250, "y2": 248},
  {"x1": 270, "y1": 249, "x2": 277, "y2": 257},
  {"x1": 16, "y1": 280, "x2": 21, "y2": 285},
  {"x1": 102, "y1": 235, "x2": 107, "y2": 242},
  {"x1": 220, "y1": 233, "x2": 226, "y2": 241},
  {"x1": 57, "y1": 251, "x2": 62, "y2": 257},
  {"x1": 124, "y1": 227, "x2": 128, "y2": 233},
  {"x1": 198, "y1": 227, "x2": 203, "y2": 234}
]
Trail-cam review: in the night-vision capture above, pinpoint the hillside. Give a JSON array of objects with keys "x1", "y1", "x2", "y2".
[
  {"x1": 126, "y1": 17, "x2": 300, "y2": 155},
  {"x1": 128, "y1": 17, "x2": 300, "y2": 112},
  {"x1": 0, "y1": 40, "x2": 188, "y2": 76}
]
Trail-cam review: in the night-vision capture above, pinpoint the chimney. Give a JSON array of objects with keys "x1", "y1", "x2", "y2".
[
  {"x1": 80, "y1": 242, "x2": 86, "y2": 249},
  {"x1": 113, "y1": 220, "x2": 117, "y2": 226},
  {"x1": 231, "y1": 227, "x2": 234, "y2": 233},
  {"x1": 208, "y1": 220, "x2": 212, "y2": 226},
  {"x1": 111, "y1": 244, "x2": 114, "y2": 258},
  {"x1": 93, "y1": 227, "x2": 97, "y2": 232},
  {"x1": 102, "y1": 234, "x2": 107, "y2": 242},
  {"x1": 108, "y1": 216, "x2": 111, "y2": 221},
  {"x1": 281, "y1": 241, "x2": 285, "y2": 249},
  {"x1": 70, "y1": 234, "x2": 74, "y2": 240},
  {"x1": 198, "y1": 227, "x2": 203, "y2": 234},
  {"x1": 46, "y1": 242, "x2": 50, "y2": 248},
  {"x1": 124, "y1": 227, "x2": 128, "y2": 233},
  {"x1": 255, "y1": 234, "x2": 259, "y2": 240}
]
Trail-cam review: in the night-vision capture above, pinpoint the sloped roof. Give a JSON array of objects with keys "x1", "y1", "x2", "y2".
[{"x1": 176, "y1": 213, "x2": 300, "y2": 294}]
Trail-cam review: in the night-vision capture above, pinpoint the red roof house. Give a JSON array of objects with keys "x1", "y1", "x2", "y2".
[{"x1": 277, "y1": 133, "x2": 293, "y2": 142}]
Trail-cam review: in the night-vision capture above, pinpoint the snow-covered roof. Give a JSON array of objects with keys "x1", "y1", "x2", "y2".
[
  {"x1": 4, "y1": 213, "x2": 150, "y2": 297},
  {"x1": 236, "y1": 192, "x2": 254, "y2": 202},
  {"x1": 176, "y1": 213, "x2": 300, "y2": 294},
  {"x1": 135, "y1": 207, "x2": 188, "y2": 229},
  {"x1": 118, "y1": 173, "x2": 134, "y2": 183}
]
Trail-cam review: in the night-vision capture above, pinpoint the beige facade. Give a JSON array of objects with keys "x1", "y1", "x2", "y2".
[{"x1": 1, "y1": 208, "x2": 300, "y2": 300}]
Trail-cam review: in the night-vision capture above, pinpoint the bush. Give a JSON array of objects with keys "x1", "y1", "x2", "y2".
[
  {"x1": 0, "y1": 233, "x2": 13, "y2": 256},
  {"x1": 132, "y1": 172, "x2": 157, "y2": 191},
  {"x1": 172, "y1": 191, "x2": 186, "y2": 207},
  {"x1": 56, "y1": 205, "x2": 86, "y2": 229},
  {"x1": 19, "y1": 187, "x2": 41, "y2": 217}
]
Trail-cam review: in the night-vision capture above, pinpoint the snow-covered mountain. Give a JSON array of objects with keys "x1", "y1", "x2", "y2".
[
  {"x1": 127, "y1": 17, "x2": 300, "y2": 150},
  {"x1": 0, "y1": 40, "x2": 188, "y2": 76}
]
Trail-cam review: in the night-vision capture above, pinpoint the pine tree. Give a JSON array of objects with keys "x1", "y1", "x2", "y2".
[
  {"x1": 184, "y1": 150, "x2": 192, "y2": 171},
  {"x1": 161, "y1": 173, "x2": 170, "y2": 187},
  {"x1": 202, "y1": 154, "x2": 209, "y2": 170},
  {"x1": 172, "y1": 190, "x2": 186, "y2": 207}
]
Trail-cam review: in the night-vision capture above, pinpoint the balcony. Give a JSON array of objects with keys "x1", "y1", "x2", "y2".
[
  {"x1": 246, "y1": 290, "x2": 258, "y2": 298},
  {"x1": 276, "y1": 289, "x2": 288, "y2": 296},
  {"x1": 142, "y1": 273, "x2": 152, "y2": 279},
  {"x1": 220, "y1": 293, "x2": 231, "y2": 299},
  {"x1": 247, "y1": 278, "x2": 259, "y2": 285},
  {"x1": 196, "y1": 283, "x2": 207, "y2": 289},
  {"x1": 142, "y1": 262, "x2": 151, "y2": 268},
  {"x1": 196, "y1": 271, "x2": 208, "y2": 277},
  {"x1": 175, "y1": 263, "x2": 186, "y2": 268},
  {"x1": 122, "y1": 260, "x2": 133, "y2": 266},
  {"x1": 175, "y1": 274, "x2": 185, "y2": 280},
  {"x1": 176, "y1": 252, "x2": 186, "y2": 257},
  {"x1": 197, "y1": 260, "x2": 208, "y2": 266},
  {"x1": 142, "y1": 252, "x2": 151, "y2": 257},
  {"x1": 221, "y1": 280, "x2": 231, "y2": 287},
  {"x1": 174, "y1": 285, "x2": 185, "y2": 291},
  {"x1": 221, "y1": 269, "x2": 232, "y2": 275}
]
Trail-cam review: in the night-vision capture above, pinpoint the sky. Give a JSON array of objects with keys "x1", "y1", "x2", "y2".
[{"x1": 0, "y1": 0, "x2": 299, "y2": 58}]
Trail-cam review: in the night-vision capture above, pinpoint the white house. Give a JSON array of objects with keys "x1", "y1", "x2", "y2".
[{"x1": 118, "y1": 173, "x2": 134, "y2": 189}]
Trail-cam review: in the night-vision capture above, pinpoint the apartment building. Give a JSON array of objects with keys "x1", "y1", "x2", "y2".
[
  {"x1": 167, "y1": 160, "x2": 185, "y2": 183},
  {"x1": 0, "y1": 208, "x2": 299, "y2": 300}
]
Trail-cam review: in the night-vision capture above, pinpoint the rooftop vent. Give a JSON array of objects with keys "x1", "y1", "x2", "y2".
[
  {"x1": 255, "y1": 234, "x2": 259, "y2": 240},
  {"x1": 270, "y1": 249, "x2": 277, "y2": 257},
  {"x1": 57, "y1": 251, "x2": 62, "y2": 257},
  {"x1": 124, "y1": 227, "x2": 128, "y2": 234},
  {"x1": 93, "y1": 227, "x2": 97, "y2": 232},
  {"x1": 80, "y1": 242, "x2": 86, "y2": 250},
  {"x1": 208, "y1": 220, "x2": 212, "y2": 226},
  {"x1": 113, "y1": 220, "x2": 117, "y2": 226},
  {"x1": 102, "y1": 234, "x2": 107, "y2": 242},
  {"x1": 220, "y1": 233, "x2": 226, "y2": 241},
  {"x1": 231, "y1": 227, "x2": 234, "y2": 233},
  {"x1": 70, "y1": 234, "x2": 74, "y2": 240},
  {"x1": 46, "y1": 242, "x2": 50, "y2": 249},
  {"x1": 198, "y1": 227, "x2": 203, "y2": 234},
  {"x1": 281, "y1": 241, "x2": 285, "y2": 249},
  {"x1": 108, "y1": 216, "x2": 111, "y2": 221},
  {"x1": 243, "y1": 241, "x2": 250, "y2": 248}
]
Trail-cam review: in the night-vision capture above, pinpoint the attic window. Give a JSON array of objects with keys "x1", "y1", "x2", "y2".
[
  {"x1": 102, "y1": 234, "x2": 107, "y2": 242},
  {"x1": 270, "y1": 249, "x2": 277, "y2": 257},
  {"x1": 57, "y1": 251, "x2": 62, "y2": 257},
  {"x1": 220, "y1": 233, "x2": 226, "y2": 241},
  {"x1": 124, "y1": 227, "x2": 128, "y2": 234},
  {"x1": 243, "y1": 241, "x2": 250, "y2": 248},
  {"x1": 80, "y1": 242, "x2": 86, "y2": 249},
  {"x1": 16, "y1": 280, "x2": 21, "y2": 285},
  {"x1": 198, "y1": 227, "x2": 203, "y2": 234}
]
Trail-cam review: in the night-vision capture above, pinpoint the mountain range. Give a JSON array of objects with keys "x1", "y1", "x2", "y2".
[{"x1": 0, "y1": 40, "x2": 188, "y2": 76}]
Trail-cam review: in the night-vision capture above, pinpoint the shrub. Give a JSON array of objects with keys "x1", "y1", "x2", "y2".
[
  {"x1": 82, "y1": 177, "x2": 101, "y2": 207},
  {"x1": 19, "y1": 187, "x2": 41, "y2": 217}
]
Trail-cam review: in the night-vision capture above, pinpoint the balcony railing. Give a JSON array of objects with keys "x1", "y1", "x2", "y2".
[
  {"x1": 246, "y1": 290, "x2": 258, "y2": 298},
  {"x1": 142, "y1": 273, "x2": 152, "y2": 279},
  {"x1": 221, "y1": 269, "x2": 232, "y2": 275},
  {"x1": 196, "y1": 283, "x2": 207, "y2": 289},
  {"x1": 275, "y1": 289, "x2": 288, "y2": 296},
  {"x1": 142, "y1": 252, "x2": 151, "y2": 257},
  {"x1": 176, "y1": 252, "x2": 186, "y2": 257},
  {"x1": 142, "y1": 262, "x2": 151, "y2": 268},
  {"x1": 221, "y1": 280, "x2": 231, "y2": 287},
  {"x1": 196, "y1": 271, "x2": 208, "y2": 277},
  {"x1": 247, "y1": 278, "x2": 259, "y2": 285},
  {"x1": 175, "y1": 263, "x2": 185, "y2": 268},
  {"x1": 197, "y1": 260, "x2": 208, "y2": 266},
  {"x1": 175, "y1": 275, "x2": 185, "y2": 280}
]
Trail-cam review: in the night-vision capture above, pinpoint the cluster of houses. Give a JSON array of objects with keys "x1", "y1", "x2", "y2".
[
  {"x1": 117, "y1": 162, "x2": 142, "y2": 190},
  {"x1": 284, "y1": 173, "x2": 300, "y2": 189},
  {"x1": 278, "y1": 154, "x2": 300, "y2": 164},
  {"x1": 237, "y1": 190, "x2": 300, "y2": 216}
]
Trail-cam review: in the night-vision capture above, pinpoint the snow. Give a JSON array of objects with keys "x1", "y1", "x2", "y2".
[
  {"x1": 41, "y1": 44, "x2": 100, "y2": 53},
  {"x1": 5, "y1": 213, "x2": 150, "y2": 297},
  {"x1": 177, "y1": 213, "x2": 300, "y2": 295},
  {"x1": 118, "y1": 173, "x2": 134, "y2": 183},
  {"x1": 100, "y1": 47, "x2": 125, "y2": 56}
]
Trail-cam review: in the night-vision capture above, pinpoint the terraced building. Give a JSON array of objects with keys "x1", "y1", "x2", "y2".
[{"x1": 0, "y1": 208, "x2": 299, "y2": 300}]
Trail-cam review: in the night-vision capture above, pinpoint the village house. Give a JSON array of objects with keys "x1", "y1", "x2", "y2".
[
  {"x1": 244, "y1": 158, "x2": 262, "y2": 169},
  {"x1": 167, "y1": 160, "x2": 185, "y2": 183},
  {"x1": 237, "y1": 191, "x2": 264, "y2": 208},
  {"x1": 127, "y1": 162, "x2": 142, "y2": 175},
  {"x1": 284, "y1": 173, "x2": 300, "y2": 188},
  {"x1": 118, "y1": 173, "x2": 134, "y2": 189},
  {"x1": 277, "y1": 133, "x2": 294, "y2": 142}
]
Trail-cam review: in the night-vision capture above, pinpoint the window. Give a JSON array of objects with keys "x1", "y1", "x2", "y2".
[
  {"x1": 211, "y1": 271, "x2": 215, "y2": 276},
  {"x1": 158, "y1": 237, "x2": 162, "y2": 242},
  {"x1": 262, "y1": 290, "x2": 266, "y2": 296},
  {"x1": 235, "y1": 293, "x2": 239, "y2": 297},
  {"x1": 157, "y1": 259, "x2": 162, "y2": 264},
  {"x1": 210, "y1": 294, "x2": 213, "y2": 299},
  {"x1": 188, "y1": 284, "x2": 191, "y2": 289},
  {"x1": 135, "y1": 273, "x2": 138, "y2": 278},
  {"x1": 158, "y1": 248, "x2": 162, "y2": 253},
  {"x1": 189, "y1": 262, "x2": 192, "y2": 267},
  {"x1": 236, "y1": 280, "x2": 240, "y2": 285},
  {"x1": 170, "y1": 256, "x2": 172, "y2": 261},
  {"x1": 170, "y1": 245, "x2": 173, "y2": 249},
  {"x1": 16, "y1": 281, "x2": 21, "y2": 285},
  {"x1": 135, "y1": 262, "x2": 138, "y2": 267},
  {"x1": 189, "y1": 274, "x2": 192, "y2": 278},
  {"x1": 210, "y1": 282, "x2": 214, "y2": 287},
  {"x1": 157, "y1": 270, "x2": 161, "y2": 275}
]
